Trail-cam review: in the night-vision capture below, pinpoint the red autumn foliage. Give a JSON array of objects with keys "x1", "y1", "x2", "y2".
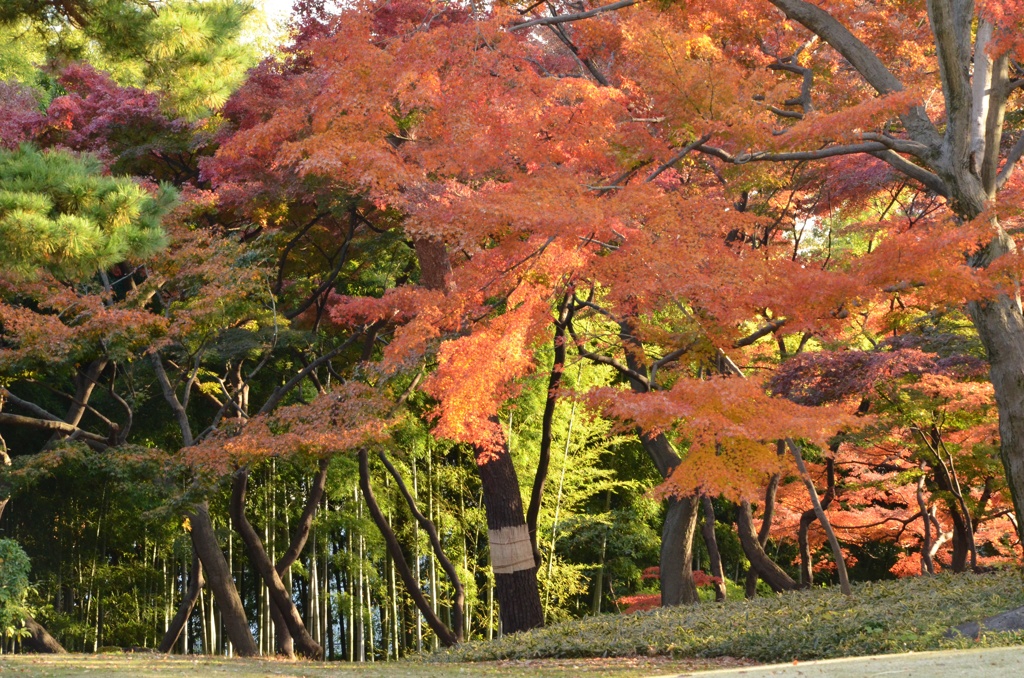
[{"x1": 0, "y1": 81, "x2": 46, "y2": 149}]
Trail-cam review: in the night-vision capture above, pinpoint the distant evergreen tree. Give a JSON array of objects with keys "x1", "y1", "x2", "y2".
[{"x1": 0, "y1": 0, "x2": 258, "y2": 118}]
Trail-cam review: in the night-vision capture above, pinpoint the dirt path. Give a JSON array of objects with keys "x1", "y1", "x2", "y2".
[{"x1": 662, "y1": 647, "x2": 1024, "y2": 677}]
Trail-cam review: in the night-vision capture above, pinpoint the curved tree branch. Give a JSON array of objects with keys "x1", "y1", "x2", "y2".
[
  {"x1": 358, "y1": 448, "x2": 459, "y2": 646},
  {"x1": 378, "y1": 449, "x2": 465, "y2": 641}
]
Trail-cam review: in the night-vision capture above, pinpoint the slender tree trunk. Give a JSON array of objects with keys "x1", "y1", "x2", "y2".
[
  {"x1": 309, "y1": 539, "x2": 321, "y2": 647},
  {"x1": 922, "y1": 453, "x2": 971, "y2": 572},
  {"x1": 786, "y1": 439, "x2": 851, "y2": 595},
  {"x1": 475, "y1": 438, "x2": 545, "y2": 633},
  {"x1": 745, "y1": 474, "x2": 780, "y2": 598},
  {"x1": 390, "y1": 550, "x2": 399, "y2": 658},
  {"x1": 591, "y1": 489, "x2": 612, "y2": 613},
  {"x1": 159, "y1": 550, "x2": 204, "y2": 653},
  {"x1": 230, "y1": 470, "x2": 323, "y2": 659},
  {"x1": 700, "y1": 495, "x2": 728, "y2": 602},
  {"x1": 198, "y1": 579, "x2": 208, "y2": 653},
  {"x1": 526, "y1": 296, "x2": 571, "y2": 566},
  {"x1": 798, "y1": 459, "x2": 836, "y2": 586},
  {"x1": 187, "y1": 503, "x2": 259, "y2": 657},
  {"x1": 269, "y1": 458, "x2": 329, "y2": 656},
  {"x1": 736, "y1": 500, "x2": 797, "y2": 593},
  {"x1": 378, "y1": 450, "x2": 465, "y2": 641},
  {"x1": 357, "y1": 449, "x2": 459, "y2": 646},
  {"x1": 916, "y1": 468, "x2": 935, "y2": 576}
]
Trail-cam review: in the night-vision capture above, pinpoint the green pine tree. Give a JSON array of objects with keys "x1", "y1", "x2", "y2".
[
  {"x1": 0, "y1": 145, "x2": 173, "y2": 279},
  {"x1": 1, "y1": 0, "x2": 259, "y2": 119}
]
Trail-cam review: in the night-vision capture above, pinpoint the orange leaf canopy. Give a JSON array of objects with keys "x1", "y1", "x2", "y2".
[
  {"x1": 187, "y1": 383, "x2": 393, "y2": 473},
  {"x1": 588, "y1": 376, "x2": 860, "y2": 500}
]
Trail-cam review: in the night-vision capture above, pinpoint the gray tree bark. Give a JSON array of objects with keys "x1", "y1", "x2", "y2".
[{"x1": 762, "y1": 0, "x2": 1024, "y2": 540}]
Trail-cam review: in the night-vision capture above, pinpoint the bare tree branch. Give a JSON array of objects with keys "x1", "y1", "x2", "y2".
[
  {"x1": 734, "y1": 318, "x2": 788, "y2": 348},
  {"x1": 256, "y1": 332, "x2": 364, "y2": 416},
  {"x1": 996, "y1": 132, "x2": 1024, "y2": 191},
  {"x1": 567, "y1": 316, "x2": 649, "y2": 387},
  {"x1": 694, "y1": 138, "x2": 947, "y2": 196},
  {"x1": 0, "y1": 413, "x2": 108, "y2": 448},
  {"x1": 149, "y1": 351, "x2": 194, "y2": 447},
  {"x1": 0, "y1": 389, "x2": 65, "y2": 424},
  {"x1": 767, "y1": 0, "x2": 941, "y2": 150},
  {"x1": 645, "y1": 134, "x2": 712, "y2": 183},
  {"x1": 698, "y1": 140, "x2": 890, "y2": 163},
  {"x1": 867, "y1": 150, "x2": 950, "y2": 197},
  {"x1": 510, "y1": 0, "x2": 638, "y2": 31}
]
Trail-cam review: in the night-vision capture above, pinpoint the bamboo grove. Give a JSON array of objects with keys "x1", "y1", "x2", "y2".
[{"x1": 2, "y1": 0, "x2": 1024, "y2": 661}]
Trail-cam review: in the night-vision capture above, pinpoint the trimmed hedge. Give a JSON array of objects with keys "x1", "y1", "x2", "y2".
[{"x1": 429, "y1": 570, "x2": 1024, "y2": 663}]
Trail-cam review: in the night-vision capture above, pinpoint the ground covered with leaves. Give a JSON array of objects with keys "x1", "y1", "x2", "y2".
[
  {"x1": 0, "y1": 655, "x2": 750, "y2": 677},
  {"x1": 429, "y1": 571, "x2": 1024, "y2": 663}
]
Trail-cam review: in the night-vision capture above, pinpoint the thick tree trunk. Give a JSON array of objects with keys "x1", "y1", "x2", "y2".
[
  {"x1": 270, "y1": 601, "x2": 293, "y2": 657},
  {"x1": 634, "y1": 428, "x2": 699, "y2": 606},
  {"x1": 948, "y1": 505, "x2": 971, "y2": 572},
  {"x1": 22, "y1": 614, "x2": 66, "y2": 653},
  {"x1": 409, "y1": 231, "x2": 540, "y2": 633},
  {"x1": 413, "y1": 238, "x2": 453, "y2": 291},
  {"x1": 159, "y1": 549, "x2": 204, "y2": 653},
  {"x1": 67, "y1": 360, "x2": 108, "y2": 427},
  {"x1": 475, "y1": 440, "x2": 544, "y2": 633},
  {"x1": 770, "y1": 0, "x2": 1024, "y2": 574},
  {"x1": 230, "y1": 470, "x2": 323, "y2": 659},
  {"x1": 737, "y1": 500, "x2": 797, "y2": 593},
  {"x1": 661, "y1": 495, "x2": 700, "y2": 605},
  {"x1": 700, "y1": 495, "x2": 728, "y2": 602},
  {"x1": 591, "y1": 489, "x2": 613, "y2": 613},
  {"x1": 187, "y1": 502, "x2": 258, "y2": 657},
  {"x1": 615, "y1": 329, "x2": 702, "y2": 606},
  {"x1": 0, "y1": 436, "x2": 10, "y2": 523}
]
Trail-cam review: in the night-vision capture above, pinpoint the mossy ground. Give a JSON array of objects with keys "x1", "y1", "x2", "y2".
[
  {"x1": 5, "y1": 571, "x2": 1024, "y2": 676},
  {"x1": 430, "y1": 570, "x2": 1024, "y2": 663}
]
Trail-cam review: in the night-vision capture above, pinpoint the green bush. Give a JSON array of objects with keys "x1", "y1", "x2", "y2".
[
  {"x1": 429, "y1": 570, "x2": 1024, "y2": 663},
  {"x1": 0, "y1": 538, "x2": 31, "y2": 636}
]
